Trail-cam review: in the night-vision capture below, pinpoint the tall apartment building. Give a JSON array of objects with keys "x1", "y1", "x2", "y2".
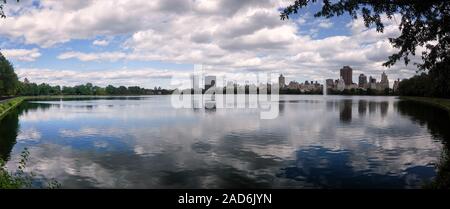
[
  {"x1": 340, "y1": 66, "x2": 353, "y2": 86},
  {"x1": 358, "y1": 74, "x2": 367, "y2": 88}
]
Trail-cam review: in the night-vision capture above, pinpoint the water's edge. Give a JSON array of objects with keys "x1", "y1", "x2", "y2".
[
  {"x1": 400, "y1": 96, "x2": 450, "y2": 114},
  {"x1": 0, "y1": 97, "x2": 24, "y2": 120}
]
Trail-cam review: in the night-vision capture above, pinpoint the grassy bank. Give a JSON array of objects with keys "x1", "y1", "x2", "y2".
[
  {"x1": 0, "y1": 97, "x2": 25, "y2": 121},
  {"x1": 399, "y1": 96, "x2": 450, "y2": 113}
]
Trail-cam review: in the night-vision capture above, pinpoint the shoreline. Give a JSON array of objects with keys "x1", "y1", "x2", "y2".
[
  {"x1": 399, "y1": 96, "x2": 450, "y2": 114},
  {"x1": 3, "y1": 95, "x2": 450, "y2": 120},
  {"x1": 0, "y1": 97, "x2": 25, "y2": 120}
]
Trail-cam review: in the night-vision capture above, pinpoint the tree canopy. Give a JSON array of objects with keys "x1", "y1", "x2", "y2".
[
  {"x1": 281, "y1": 0, "x2": 449, "y2": 69},
  {"x1": 281, "y1": 0, "x2": 450, "y2": 98},
  {"x1": 0, "y1": 52, "x2": 19, "y2": 96}
]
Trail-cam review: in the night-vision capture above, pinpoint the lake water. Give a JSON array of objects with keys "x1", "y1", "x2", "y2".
[{"x1": 1, "y1": 95, "x2": 449, "y2": 188}]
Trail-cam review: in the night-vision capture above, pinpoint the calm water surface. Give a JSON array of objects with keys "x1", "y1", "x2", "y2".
[{"x1": 1, "y1": 95, "x2": 449, "y2": 188}]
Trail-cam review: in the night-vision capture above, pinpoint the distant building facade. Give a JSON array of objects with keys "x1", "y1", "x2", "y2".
[
  {"x1": 326, "y1": 79, "x2": 334, "y2": 88},
  {"x1": 393, "y1": 78, "x2": 400, "y2": 93},
  {"x1": 369, "y1": 76, "x2": 377, "y2": 89},
  {"x1": 279, "y1": 74, "x2": 286, "y2": 89},
  {"x1": 326, "y1": 66, "x2": 391, "y2": 93},
  {"x1": 380, "y1": 72, "x2": 389, "y2": 90},
  {"x1": 340, "y1": 66, "x2": 353, "y2": 86},
  {"x1": 358, "y1": 74, "x2": 367, "y2": 88}
]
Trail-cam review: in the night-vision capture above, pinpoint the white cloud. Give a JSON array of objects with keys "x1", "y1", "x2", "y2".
[
  {"x1": 17, "y1": 128, "x2": 42, "y2": 141},
  {"x1": 317, "y1": 19, "x2": 333, "y2": 28},
  {"x1": 92, "y1": 39, "x2": 109, "y2": 46},
  {"x1": 2, "y1": 1, "x2": 422, "y2": 85},
  {"x1": 58, "y1": 51, "x2": 127, "y2": 62},
  {"x1": 15, "y1": 67, "x2": 192, "y2": 88},
  {"x1": 2, "y1": 48, "x2": 41, "y2": 61}
]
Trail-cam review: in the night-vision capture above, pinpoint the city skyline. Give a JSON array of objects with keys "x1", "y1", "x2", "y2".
[
  {"x1": 0, "y1": 1, "x2": 420, "y2": 89},
  {"x1": 188, "y1": 65, "x2": 395, "y2": 91}
]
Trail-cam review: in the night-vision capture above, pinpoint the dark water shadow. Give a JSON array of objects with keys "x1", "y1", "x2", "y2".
[
  {"x1": 0, "y1": 102, "x2": 51, "y2": 161},
  {"x1": 275, "y1": 100, "x2": 450, "y2": 188},
  {"x1": 276, "y1": 146, "x2": 435, "y2": 188},
  {"x1": 326, "y1": 99, "x2": 391, "y2": 123},
  {"x1": 395, "y1": 100, "x2": 450, "y2": 188}
]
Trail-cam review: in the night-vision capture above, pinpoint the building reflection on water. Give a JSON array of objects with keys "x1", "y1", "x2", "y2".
[
  {"x1": 325, "y1": 99, "x2": 390, "y2": 123},
  {"x1": 276, "y1": 98, "x2": 450, "y2": 188},
  {"x1": 0, "y1": 96, "x2": 449, "y2": 188}
]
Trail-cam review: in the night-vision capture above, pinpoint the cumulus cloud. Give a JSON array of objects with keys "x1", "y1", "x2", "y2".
[
  {"x1": 2, "y1": 48, "x2": 41, "y2": 61},
  {"x1": 317, "y1": 19, "x2": 333, "y2": 28},
  {"x1": 17, "y1": 128, "x2": 42, "y2": 141},
  {"x1": 2, "y1": 0, "x2": 422, "y2": 86},
  {"x1": 15, "y1": 67, "x2": 193, "y2": 88},
  {"x1": 92, "y1": 39, "x2": 109, "y2": 46},
  {"x1": 58, "y1": 51, "x2": 127, "y2": 62}
]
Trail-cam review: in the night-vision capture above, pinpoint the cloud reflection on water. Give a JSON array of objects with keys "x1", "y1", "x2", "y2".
[{"x1": 1, "y1": 95, "x2": 448, "y2": 188}]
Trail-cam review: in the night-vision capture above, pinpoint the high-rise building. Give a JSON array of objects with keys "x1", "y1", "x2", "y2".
[
  {"x1": 393, "y1": 78, "x2": 400, "y2": 92},
  {"x1": 369, "y1": 76, "x2": 377, "y2": 89},
  {"x1": 205, "y1": 76, "x2": 216, "y2": 91},
  {"x1": 278, "y1": 74, "x2": 286, "y2": 89},
  {"x1": 380, "y1": 72, "x2": 389, "y2": 89},
  {"x1": 326, "y1": 79, "x2": 334, "y2": 88},
  {"x1": 340, "y1": 66, "x2": 353, "y2": 86},
  {"x1": 358, "y1": 74, "x2": 367, "y2": 88}
]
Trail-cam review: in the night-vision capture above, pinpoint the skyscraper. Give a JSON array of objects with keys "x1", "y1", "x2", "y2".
[
  {"x1": 340, "y1": 66, "x2": 353, "y2": 86},
  {"x1": 279, "y1": 74, "x2": 286, "y2": 89},
  {"x1": 369, "y1": 76, "x2": 377, "y2": 89},
  {"x1": 358, "y1": 74, "x2": 367, "y2": 88},
  {"x1": 380, "y1": 72, "x2": 389, "y2": 89},
  {"x1": 393, "y1": 78, "x2": 400, "y2": 92}
]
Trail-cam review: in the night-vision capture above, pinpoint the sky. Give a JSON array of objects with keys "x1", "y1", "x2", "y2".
[{"x1": 0, "y1": 0, "x2": 422, "y2": 88}]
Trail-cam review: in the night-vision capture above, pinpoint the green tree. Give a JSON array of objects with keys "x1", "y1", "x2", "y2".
[
  {"x1": 92, "y1": 86, "x2": 106, "y2": 95},
  {"x1": 281, "y1": 0, "x2": 450, "y2": 98},
  {"x1": 118, "y1": 86, "x2": 128, "y2": 95},
  {"x1": 0, "y1": 52, "x2": 19, "y2": 96},
  {"x1": 105, "y1": 85, "x2": 117, "y2": 95},
  {"x1": 62, "y1": 86, "x2": 75, "y2": 95}
]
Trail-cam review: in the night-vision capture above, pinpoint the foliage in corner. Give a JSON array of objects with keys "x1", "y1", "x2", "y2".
[{"x1": 0, "y1": 148, "x2": 61, "y2": 189}]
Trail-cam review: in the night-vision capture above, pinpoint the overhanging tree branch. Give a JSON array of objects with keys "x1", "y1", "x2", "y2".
[{"x1": 280, "y1": 0, "x2": 449, "y2": 71}]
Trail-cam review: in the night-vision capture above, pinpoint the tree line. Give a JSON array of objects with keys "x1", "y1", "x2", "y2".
[
  {"x1": 18, "y1": 82, "x2": 172, "y2": 96},
  {"x1": 0, "y1": 53, "x2": 172, "y2": 97},
  {"x1": 397, "y1": 70, "x2": 450, "y2": 99}
]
